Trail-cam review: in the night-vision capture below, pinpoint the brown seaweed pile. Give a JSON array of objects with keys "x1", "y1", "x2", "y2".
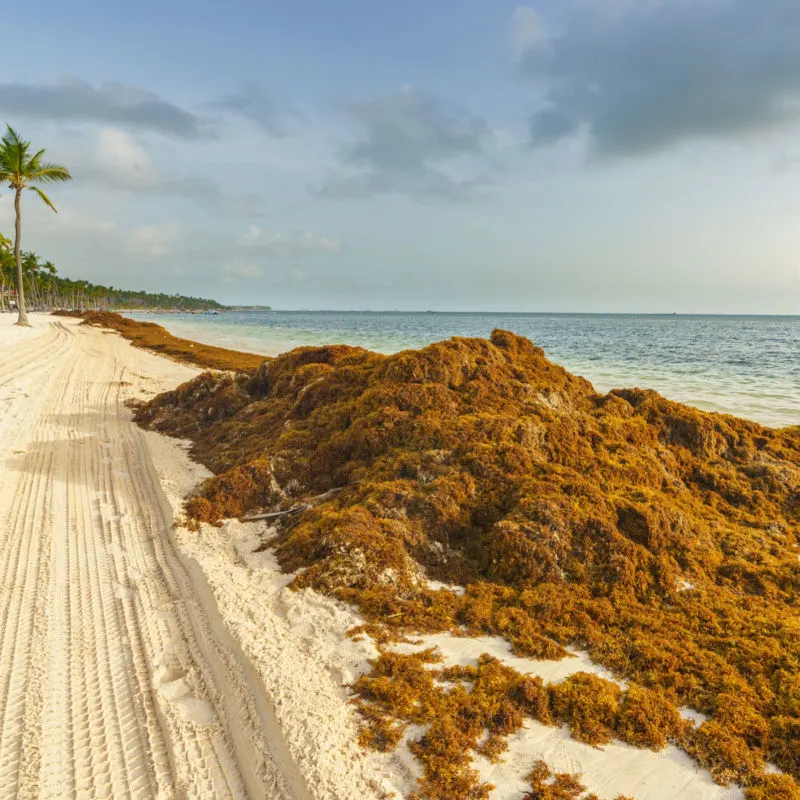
[
  {"x1": 134, "y1": 329, "x2": 800, "y2": 798},
  {"x1": 74, "y1": 311, "x2": 266, "y2": 372}
]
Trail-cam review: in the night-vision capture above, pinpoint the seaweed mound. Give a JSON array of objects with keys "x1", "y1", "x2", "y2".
[
  {"x1": 79, "y1": 311, "x2": 265, "y2": 372},
  {"x1": 135, "y1": 329, "x2": 800, "y2": 795}
]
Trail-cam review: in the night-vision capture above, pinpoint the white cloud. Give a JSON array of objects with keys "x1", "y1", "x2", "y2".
[
  {"x1": 223, "y1": 262, "x2": 264, "y2": 280},
  {"x1": 68, "y1": 128, "x2": 263, "y2": 214},
  {"x1": 238, "y1": 225, "x2": 263, "y2": 246},
  {"x1": 511, "y1": 6, "x2": 548, "y2": 60},
  {"x1": 131, "y1": 224, "x2": 180, "y2": 257},
  {"x1": 220, "y1": 229, "x2": 343, "y2": 284},
  {"x1": 0, "y1": 199, "x2": 117, "y2": 235},
  {"x1": 236, "y1": 228, "x2": 343, "y2": 254},
  {"x1": 209, "y1": 85, "x2": 303, "y2": 137},
  {"x1": 95, "y1": 128, "x2": 159, "y2": 186}
]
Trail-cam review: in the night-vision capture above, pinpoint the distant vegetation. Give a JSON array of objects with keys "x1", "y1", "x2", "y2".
[{"x1": 0, "y1": 246, "x2": 223, "y2": 312}]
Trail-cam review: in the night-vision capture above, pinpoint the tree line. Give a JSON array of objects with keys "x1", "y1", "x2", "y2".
[{"x1": 0, "y1": 242, "x2": 222, "y2": 312}]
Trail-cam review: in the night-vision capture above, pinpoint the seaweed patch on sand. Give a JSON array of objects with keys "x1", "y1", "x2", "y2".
[
  {"x1": 73, "y1": 311, "x2": 266, "y2": 372},
  {"x1": 134, "y1": 329, "x2": 800, "y2": 799}
]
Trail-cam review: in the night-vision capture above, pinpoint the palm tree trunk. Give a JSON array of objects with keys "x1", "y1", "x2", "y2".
[{"x1": 13, "y1": 189, "x2": 29, "y2": 327}]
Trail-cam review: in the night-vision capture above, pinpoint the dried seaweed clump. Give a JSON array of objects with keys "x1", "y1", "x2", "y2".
[
  {"x1": 353, "y1": 650, "x2": 688, "y2": 799},
  {"x1": 524, "y1": 761, "x2": 634, "y2": 800},
  {"x1": 354, "y1": 651, "x2": 553, "y2": 800},
  {"x1": 80, "y1": 311, "x2": 266, "y2": 372},
  {"x1": 134, "y1": 329, "x2": 800, "y2": 794},
  {"x1": 549, "y1": 672, "x2": 621, "y2": 746},
  {"x1": 743, "y1": 774, "x2": 800, "y2": 800}
]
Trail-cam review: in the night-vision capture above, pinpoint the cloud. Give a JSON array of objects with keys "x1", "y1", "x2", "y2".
[
  {"x1": 0, "y1": 200, "x2": 182, "y2": 262},
  {"x1": 90, "y1": 128, "x2": 160, "y2": 185},
  {"x1": 236, "y1": 227, "x2": 343, "y2": 254},
  {"x1": 0, "y1": 202, "x2": 117, "y2": 236},
  {"x1": 0, "y1": 76, "x2": 209, "y2": 139},
  {"x1": 86, "y1": 127, "x2": 218, "y2": 197},
  {"x1": 219, "y1": 228, "x2": 343, "y2": 282},
  {"x1": 223, "y1": 262, "x2": 264, "y2": 280},
  {"x1": 518, "y1": 1, "x2": 800, "y2": 158},
  {"x1": 76, "y1": 128, "x2": 263, "y2": 213},
  {"x1": 209, "y1": 85, "x2": 302, "y2": 136},
  {"x1": 131, "y1": 224, "x2": 181, "y2": 257},
  {"x1": 322, "y1": 86, "x2": 492, "y2": 199},
  {"x1": 511, "y1": 6, "x2": 547, "y2": 61}
]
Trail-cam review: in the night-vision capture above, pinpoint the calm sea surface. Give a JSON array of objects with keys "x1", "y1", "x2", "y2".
[{"x1": 131, "y1": 311, "x2": 799, "y2": 429}]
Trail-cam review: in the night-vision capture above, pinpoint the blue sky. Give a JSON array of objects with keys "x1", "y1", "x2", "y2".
[{"x1": 2, "y1": 0, "x2": 799, "y2": 312}]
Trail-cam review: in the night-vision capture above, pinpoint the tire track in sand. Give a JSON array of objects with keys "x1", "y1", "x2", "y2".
[{"x1": 0, "y1": 318, "x2": 300, "y2": 799}]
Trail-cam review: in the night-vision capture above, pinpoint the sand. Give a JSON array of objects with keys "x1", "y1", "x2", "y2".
[
  {"x1": 0, "y1": 313, "x2": 748, "y2": 800},
  {"x1": 0, "y1": 315, "x2": 358, "y2": 798},
  {"x1": 143, "y1": 433, "x2": 414, "y2": 800},
  {"x1": 0, "y1": 314, "x2": 300, "y2": 798}
]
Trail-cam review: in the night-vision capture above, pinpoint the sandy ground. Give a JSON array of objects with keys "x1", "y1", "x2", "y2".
[
  {"x1": 0, "y1": 314, "x2": 315, "y2": 799},
  {"x1": 142, "y1": 434, "x2": 415, "y2": 800},
  {"x1": 0, "y1": 313, "x2": 750, "y2": 800}
]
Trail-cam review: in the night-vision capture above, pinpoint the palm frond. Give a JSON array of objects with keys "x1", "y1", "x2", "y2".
[
  {"x1": 4, "y1": 126, "x2": 24, "y2": 147},
  {"x1": 27, "y1": 148, "x2": 46, "y2": 171},
  {"x1": 0, "y1": 125, "x2": 70, "y2": 203},
  {"x1": 0, "y1": 146, "x2": 16, "y2": 180},
  {"x1": 28, "y1": 185, "x2": 58, "y2": 213},
  {"x1": 0, "y1": 125, "x2": 28, "y2": 175},
  {"x1": 28, "y1": 162, "x2": 72, "y2": 183}
]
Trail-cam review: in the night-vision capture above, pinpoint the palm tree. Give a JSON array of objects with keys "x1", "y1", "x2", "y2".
[{"x1": 0, "y1": 126, "x2": 71, "y2": 326}]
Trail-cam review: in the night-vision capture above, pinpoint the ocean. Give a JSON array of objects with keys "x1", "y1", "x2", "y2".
[{"x1": 130, "y1": 311, "x2": 799, "y2": 429}]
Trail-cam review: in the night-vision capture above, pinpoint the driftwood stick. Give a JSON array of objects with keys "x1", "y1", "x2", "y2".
[
  {"x1": 308, "y1": 485, "x2": 347, "y2": 502},
  {"x1": 242, "y1": 503, "x2": 310, "y2": 522},
  {"x1": 241, "y1": 484, "x2": 352, "y2": 523}
]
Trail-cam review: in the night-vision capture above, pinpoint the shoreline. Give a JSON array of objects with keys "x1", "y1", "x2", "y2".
[
  {"x1": 121, "y1": 309, "x2": 799, "y2": 430},
  {"x1": 70, "y1": 310, "x2": 267, "y2": 372},
  {"x1": 80, "y1": 309, "x2": 797, "y2": 432}
]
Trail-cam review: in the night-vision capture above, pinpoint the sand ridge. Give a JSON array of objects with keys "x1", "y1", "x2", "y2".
[{"x1": 0, "y1": 315, "x2": 297, "y2": 798}]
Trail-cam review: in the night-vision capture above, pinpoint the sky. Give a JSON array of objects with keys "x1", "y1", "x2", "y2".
[{"x1": 1, "y1": 0, "x2": 800, "y2": 313}]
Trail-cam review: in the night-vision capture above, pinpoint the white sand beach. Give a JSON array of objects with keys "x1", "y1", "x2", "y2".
[
  {"x1": 0, "y1": 314, "x2": 748, "y2": 800},
  {"x1": 0, "y1": 314, "x2": 407, "y2": 799}
]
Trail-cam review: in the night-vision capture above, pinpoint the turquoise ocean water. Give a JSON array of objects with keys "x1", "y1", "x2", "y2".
[{"x1": 131, "y1": 311, "x2": 799, "y2": 429}]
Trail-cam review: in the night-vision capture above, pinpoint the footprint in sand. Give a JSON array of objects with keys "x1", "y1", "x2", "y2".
[{"x1": 154, "y1": 665, "x2": 217, "y2": 728}]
